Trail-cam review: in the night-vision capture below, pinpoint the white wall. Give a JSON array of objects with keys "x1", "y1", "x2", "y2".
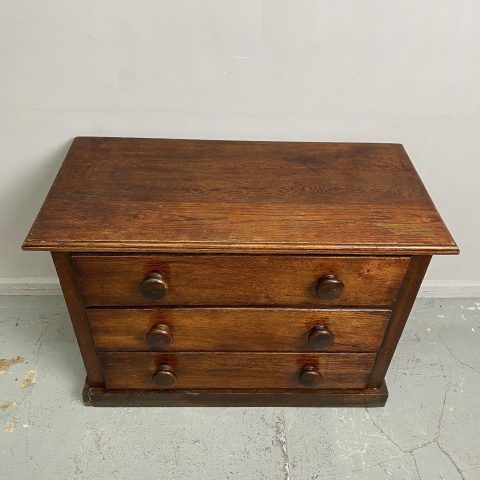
[{"x1": 1, "y1": 1, "x2": 479, "y2": 293}]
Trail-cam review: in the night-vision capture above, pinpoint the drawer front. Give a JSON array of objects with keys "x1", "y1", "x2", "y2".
[
  {"x1": 88, "y1": 308, "x2": 390, "y2": 352},
  {"x1": 73, "y1": 254, "x2": 408, "y2": 307},
  {"x1": 100, "y1": 352, "x2": 376, "y2": 390}
]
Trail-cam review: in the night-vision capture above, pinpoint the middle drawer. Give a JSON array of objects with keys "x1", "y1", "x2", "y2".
[{"x1": 88, "y1": 308, "x2": 390, "y2": 352}]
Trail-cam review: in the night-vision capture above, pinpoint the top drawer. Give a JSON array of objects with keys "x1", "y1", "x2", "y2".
[{"x1": 72, "y1": 254, "x2": 408, "y2": 307}]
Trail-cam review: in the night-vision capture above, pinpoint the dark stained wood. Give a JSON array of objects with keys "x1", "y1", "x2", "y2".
[
  {"x1": 83, "y1": 379, "x2": 389, "y2": 407},
  {"x1": 22, "y1": 138, "x2": 458, "y2": 255},
  {"x1": 99, "y1": 352, "x2": 376, "y2": 390},
  {"x1": 146, "y1": 323, "x2": 173, "y2": 349},
  {"x1": 139, "y1": 272, "x2": 168, "y2": 299},
  {"x1": 24, "y1": 138, "x2": 458, "y2": 407},
  {"x1": 73, "y1": 254, "x2": 408, "y2": 307},
  {"x1": 308, "y1": 325, "x2": 334, "y2": 350},
  {"x1": 51, "y1": 252, "x2": 104, "y2": 386},
  {"x1": 315, "y1": 274, "x2": 344, "y2": 300},
  {"x1": 298, "y1": 365, "x2": 322, "y2": 387},
  {"x1": 151, "y1": 365, "x2": 176, "y2": 387},
  {"x1": 87, "y1": 308, "x2": 390, "y2": 352},
  {"x1": 368, "y1": 255, "x2": 431, "y2": 388}
]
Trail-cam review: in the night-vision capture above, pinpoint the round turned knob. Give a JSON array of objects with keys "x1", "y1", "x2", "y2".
[
  {"x1": 298, "y1": 365, "x2": 322, "y2": 388},
  {"x1": 140, "y1": 272, "x2": 168, "y2": 299},
  {"x1": 315, "y1": 274, "x2": 344, "y2": 300},
  {"x1": 308, "y1": 325, "x2": 334, "y2": 350},
  {"x1": 152, "y1": 365, "x2": 176, "y2": 387},
  {"x1": 147, "y1": 323, "x2": 172, "y2": 350}
]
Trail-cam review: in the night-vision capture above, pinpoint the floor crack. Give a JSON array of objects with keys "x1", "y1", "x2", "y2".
[
  {"x1": 440, "y1": 336, "x2": 480, "y2": 376},
  {"x1": 436, "y1": 440, "x2": 466, "y2": 480},
  {"x1": 418, "y1": 317, "x2": 480, "y2": 377},
  {"x1": 436, "y1": 368, "x2": 451, "y2": 440},
  {"x1": 365, "y1": 409, "x2": 408, "y2": 454},
  {"x1": 411, "y1": 453, "x2": 421, "y2": 480},
  {"x1": 366, "y1": 364, "x2": 467, "y2": 480},
  {"x1": 274, "y1": 410, "x2": 291, "y2": 480}
]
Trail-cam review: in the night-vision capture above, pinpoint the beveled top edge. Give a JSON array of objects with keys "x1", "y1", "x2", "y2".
[
  {"x1": 22, "y1": 137, "x2": 459, "y2": 255},
  {"x1": 22, "y1": 239, "x2": 460, "y2": 255}
]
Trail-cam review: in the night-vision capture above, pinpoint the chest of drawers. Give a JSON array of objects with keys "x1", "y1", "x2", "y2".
[{"x1": 23, "y1": 138, "x2": 458, "y2": 406}]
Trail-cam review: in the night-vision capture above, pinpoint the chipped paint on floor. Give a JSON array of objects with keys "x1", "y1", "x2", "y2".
[
  {"x1": 4, "y1": 418, "x2": 17, "y2": 433},
  {"x1": 0, "y1": 356, "x2": 25, "y2": 374},
  {"x1": 0, "y1": 400, "x2": 16, "y2": 411},
  {"x1": 20, "y1": 369, "x2": 37, "y2": 390},
  {"x1": 0, "y1": 296, "x2": 479, "y2": 479}
]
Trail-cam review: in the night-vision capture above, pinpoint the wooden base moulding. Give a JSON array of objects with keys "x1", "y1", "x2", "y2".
[{"x1": 82, "y1": 380, "x2": 388, "y2": 408}]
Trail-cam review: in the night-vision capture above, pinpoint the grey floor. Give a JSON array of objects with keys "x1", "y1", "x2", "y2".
[{"x1": 0, "y1": 297, "x2": 479, "y2": 480}]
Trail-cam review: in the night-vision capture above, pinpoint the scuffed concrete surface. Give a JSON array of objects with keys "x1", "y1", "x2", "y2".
[{"x1": 0, "y1": 296, "x2": 479, "y2": 479}]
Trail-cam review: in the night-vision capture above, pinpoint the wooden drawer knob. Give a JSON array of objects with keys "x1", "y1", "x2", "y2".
[
  {"x1": 147, "y1": 323, "x2": 172, "y2": 349},
  {"x1": 152, "y1": 365, "x2": 176, "y2": 387},
  {"x1": 308, "y1": 325, "x2": 334, "y2": 350},
  {"x1": 298, "y1": 365, "x2": 322, "y2": 387},
  {"x1": 140, "y1": 272, "x2": 168, "y2": 299},
  {"x1": 315, "y1": 274, "x2": 344, "y2": 300}
]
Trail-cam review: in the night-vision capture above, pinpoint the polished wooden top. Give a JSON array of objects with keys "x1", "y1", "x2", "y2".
[{"x1": 23, "y1": 137, "x2": 458, "y2": 254}]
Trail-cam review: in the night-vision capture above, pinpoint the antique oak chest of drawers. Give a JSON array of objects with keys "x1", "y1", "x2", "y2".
[{"x1": 23, "y1": 138, "x2": 458, "y2": 407}]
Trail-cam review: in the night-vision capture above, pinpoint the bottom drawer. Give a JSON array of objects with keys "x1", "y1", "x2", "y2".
[{"x1": 99, "y1": 352, "x2": 376, "y2": 390}]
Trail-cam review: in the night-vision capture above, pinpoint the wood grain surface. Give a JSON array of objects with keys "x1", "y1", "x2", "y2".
[
  {"x1": 99, "y1": 352, "x2": 377, "y2": 390},
  {"x1": 51, "y1": 252, "x2": 104, "y2": 386},
  {"x1": 73, "y1": 254, "x2": 408, "y2": 307},
  {"x1": 23, "y1": 138, "x2": 458, "y2": 255},
  {"x1": 368, "y1": 255, "x2": 431, "y2": 387},
  {"x1": 83, "y1": 380, "x2": 389, "y2": 407},
  {"x1": 88, "y1": 307, "x2": 390, "y2": 352}
]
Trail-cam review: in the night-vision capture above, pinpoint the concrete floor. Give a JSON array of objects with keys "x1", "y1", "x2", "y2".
[{"x1": 0, "y1": 297, "x2": 479, "y2": 480}]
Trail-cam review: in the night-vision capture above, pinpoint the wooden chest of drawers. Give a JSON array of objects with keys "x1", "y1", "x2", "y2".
[{"x1": 23, "y1": 138, "x2": 458, "y2": 406}]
